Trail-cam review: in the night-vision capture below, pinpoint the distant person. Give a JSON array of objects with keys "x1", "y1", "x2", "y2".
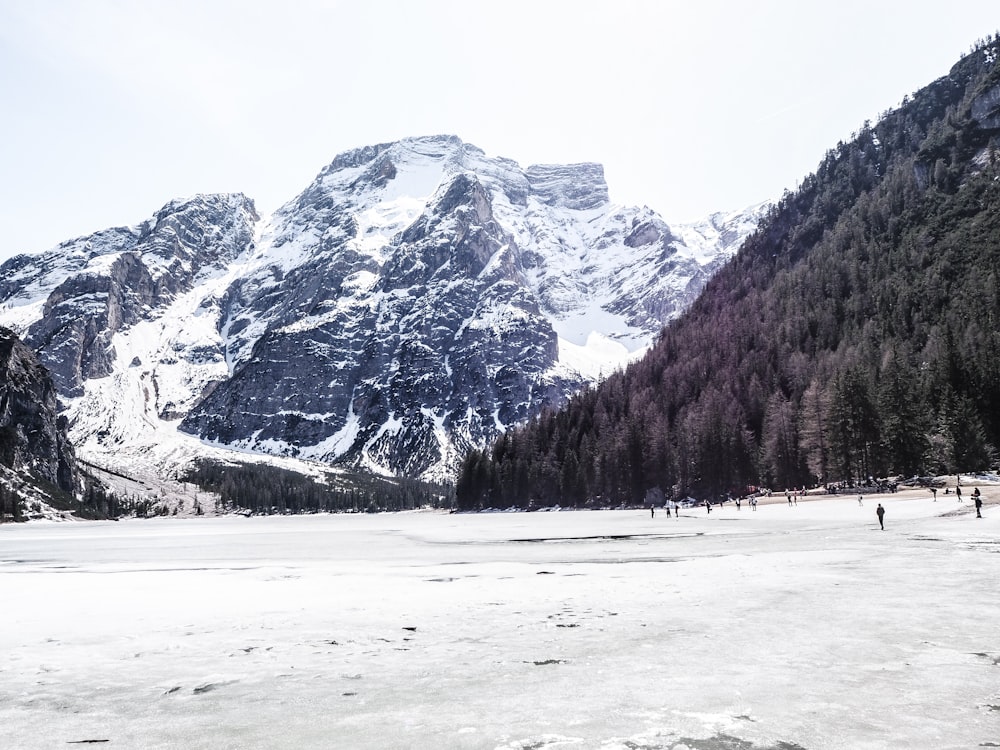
[
  {"x1": 931, "y1": 486, "x2": 937, "y2": 501},
  {"x1": 973, "y1": 488, "x2": 983, "y2": 518},
  {"x1": 858, "y1": 494, "x2": 864, "y2": 506},
  {"x1": 705, "y1": 499, "x2": 711, "y2": 514},
  {"x1": 787, "y1": 491, "x2": 792, "y2": 506},
  {"x1": 651, "y1": 506, "x2": 655, "y2": 519},
  {"x1": 672, "y1": 500, "x2": 679, "y2": 519},
  {"x1": 876, "y1": 503, "x2": 885, "y2": 530},
  {"x1": 956, "y1": 485, "x2": 963, "y2": 503}
]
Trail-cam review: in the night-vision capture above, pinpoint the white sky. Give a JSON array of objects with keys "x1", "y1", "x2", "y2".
[{"x1": 1, "y1": 0, "x2": 998, "y2": 262}]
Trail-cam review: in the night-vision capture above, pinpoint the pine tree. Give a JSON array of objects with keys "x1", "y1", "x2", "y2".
[
  {"x1": 761, "y1": 393, "x2": 803, "y2": 489},
  {"x1": 827, "y1": 368, "x2": 880, "y2": 482},
  {"x1": 799, "y1": 379, "x2": 831, "y2": 483}
]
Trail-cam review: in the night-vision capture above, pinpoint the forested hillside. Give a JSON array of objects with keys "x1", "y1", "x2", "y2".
[{"x1": 457, "y1": 37, "x2": 1000, "y2": 510}]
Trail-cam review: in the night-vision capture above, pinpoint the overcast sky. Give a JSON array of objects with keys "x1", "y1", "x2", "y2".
[{"x1": 1, "y1": 1, "x2": 998, "y2": 261}]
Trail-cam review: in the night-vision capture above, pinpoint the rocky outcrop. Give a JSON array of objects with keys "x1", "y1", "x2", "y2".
[
  {"x1": 0, "y1": 326, "x2": 77, "y2": 493},
  {"x1": 8, "y1": 194, "x2": 258, "y2": 396},
  {"x1": 971, "y1": 81, "x2": 1000, "y2": 130},
  {"x1": 25, "y1": 252, "x2": 155, "y2": 395},
  {"x1": 526, "y1": 163, "x2": 609, "y2": 210}
]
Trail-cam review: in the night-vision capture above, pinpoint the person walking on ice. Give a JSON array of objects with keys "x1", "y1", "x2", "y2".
[
  {"x1": 973, "y1": 487, "x2": 983, "y2": 518},
  {"x1": 876, "y1": 503, "x2": 885, "y2": 530},
  {"x1": 858, "y1": 494, "x2": 863, "y2": 506}
]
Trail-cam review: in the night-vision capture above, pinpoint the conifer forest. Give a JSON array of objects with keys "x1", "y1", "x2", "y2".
[{"x1": 457, "y1": 38, "x2": 1000, "y2": 510}]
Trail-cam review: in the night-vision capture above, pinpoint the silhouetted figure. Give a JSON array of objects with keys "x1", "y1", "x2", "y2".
[
  {"x1": 973, "y1": 488, "x2": 982, "y2": 518},
  {"x1": 876, "y1": 503, "x2": 885, "y2": 530},
  {"x1": 956, "y1": 485, "x2": 963, "y2": 503},
  {"x1": 931, "y1": 486, "x2": 937, "y2": 501},
  {"x1": 858, "y1": 494, "x2": 864, "y2": 507}
]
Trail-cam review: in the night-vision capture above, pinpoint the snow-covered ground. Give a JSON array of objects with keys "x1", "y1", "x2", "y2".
[{"x1": 2, "y1": 484, "x2": 998, "y2": 749}]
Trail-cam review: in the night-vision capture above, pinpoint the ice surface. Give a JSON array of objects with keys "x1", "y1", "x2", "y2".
[{"x1": 2, "y1": 487, "x2": 998, "y2": 749}]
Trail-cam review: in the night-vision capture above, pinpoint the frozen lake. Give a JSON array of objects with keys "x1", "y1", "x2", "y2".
[{"x1": 2, "y1": 487, "x2": 998, "y2": 749}]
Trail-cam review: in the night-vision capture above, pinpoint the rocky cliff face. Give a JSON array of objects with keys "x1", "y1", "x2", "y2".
[
  {"x1": 5, "y1": 194, "x2": 259, "y2": 398},
  {"x1": 0, "y1": 326, "x2": 77, "y2": 496},
  {"x1": 0, "y1": 135, "x2": 765, "y2": 482}
]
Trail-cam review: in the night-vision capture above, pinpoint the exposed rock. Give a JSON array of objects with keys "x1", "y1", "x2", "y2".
[
  {"x1": 971, "y1": 82, "x2": 1000, "y2": 130},
  {"x1": 9, "y1": 194, "x2": 258, "y2": 398},
  {"x1": 0, "y1": 326, "x2": 77, "y2": 494}
]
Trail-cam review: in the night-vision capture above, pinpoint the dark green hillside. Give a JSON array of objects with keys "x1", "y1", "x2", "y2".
[
  {"x1": 457, "y1": 36, "x2": 1000, "y2": 510},
  {"x1": 183, "y1": 459, "x2": 453, "y2": 514}
]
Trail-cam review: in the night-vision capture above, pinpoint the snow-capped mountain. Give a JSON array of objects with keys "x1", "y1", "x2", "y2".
[{"x1": 0, "y1": 135, "x2": 766, "y2": 482}]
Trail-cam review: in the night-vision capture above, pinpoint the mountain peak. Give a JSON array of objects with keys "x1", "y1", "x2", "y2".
[{"x1": 323, "y1": 134, "x2": 472, "y2": 176}]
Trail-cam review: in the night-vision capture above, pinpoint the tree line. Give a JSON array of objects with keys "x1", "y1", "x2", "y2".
[{"x1": 183, "y1": 459, "x2": 454, "y2": 514}]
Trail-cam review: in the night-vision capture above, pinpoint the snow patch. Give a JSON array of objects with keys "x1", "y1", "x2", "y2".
[{"x1": 554, "y1": 333, "x2": 642, "y2": 381}]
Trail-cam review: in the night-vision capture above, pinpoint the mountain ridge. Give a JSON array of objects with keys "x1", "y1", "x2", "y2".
[{"x1": 0, "y1": 135, "x2": 766, "y2": 488}]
